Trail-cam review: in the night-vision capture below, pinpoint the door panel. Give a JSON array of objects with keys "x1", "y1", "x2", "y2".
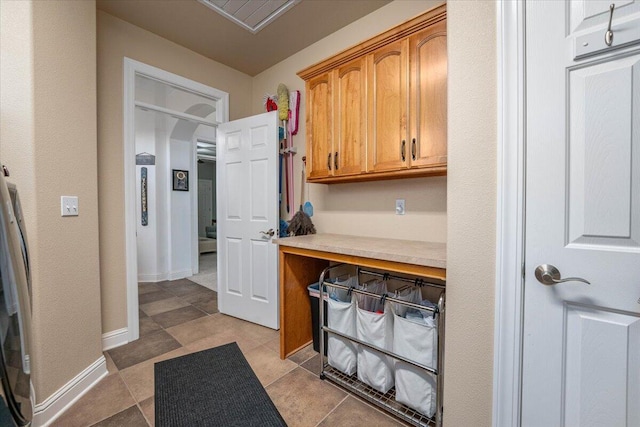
[
  {"x1": 250, "y1": 159, "x2": 268, "y2": 220},
  {"x1": 564, "y1": 305, "x2": 640, "y2": 427},
  {"x1": 568, "y1": 53, "x2": 640, "y2": 248},
  {"x1": 523, "y1": 2, "x2": 640, "y2": 425},
  {"x1": 306, "y1": 74, "x2": 333, "y2": 180},
  {"x1": 409, "y1": 22, "x2": 447, "y2": 168},
  {"x1": 367, "y1": 39, "x2": 408, "y2": 172},
  {"x1": 225, "y1": 238, "x2": 242, "y2": 295},
  {"x1": 250, "y1": 240, "x2": 269, "y2": 302},
  {"x1": 217, "y1": 111, "x2": 279, "y2": 329},
  {"x1": 334, "y1": 58, "x2": 366, "y2": 176},
  {"x1": 225, "y1": 161, "x2": 242, "y2": 219}
]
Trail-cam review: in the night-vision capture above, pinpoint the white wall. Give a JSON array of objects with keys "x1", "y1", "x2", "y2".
[
  {"x1": 169, "y1": 138, "x2": 195, "y2": 279},
  {"x1": 135, "y1": 109, "x2": 160, "y2": 281},
  {"x1": 135, "y1": 111, "x2": 199, "y2": 282}
]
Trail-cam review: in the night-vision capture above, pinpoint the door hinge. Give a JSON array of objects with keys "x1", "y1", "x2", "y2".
[{"x1": 522, "y1": 263, "x2": 525, "y2": 279}]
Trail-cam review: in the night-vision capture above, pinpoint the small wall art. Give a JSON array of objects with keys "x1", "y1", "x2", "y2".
[
  {"x1": 172, "y1": 169, "x2": 189, "y2": 191},
  {"x1": 141, "y1": 167, "x2": 148, "y2": 225}
]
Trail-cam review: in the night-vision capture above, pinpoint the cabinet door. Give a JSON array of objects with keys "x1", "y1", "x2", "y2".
[
  {"x1": 333, "y1": 58, "x2": 367, "y2": 176},
  {"x1": 409, "y1": 20, "x2": 447, "y2": 169},
  {"x1": 367, "y1": 39, "x2": 409, "y2": 172},
  {"x1": 306, "y1": 73, "x2": 333, "y2": 180}
]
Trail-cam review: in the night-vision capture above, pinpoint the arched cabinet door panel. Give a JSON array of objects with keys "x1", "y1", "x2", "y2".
[{"x1": 409, "y1": 21, "x2": 447, "y2": 169}]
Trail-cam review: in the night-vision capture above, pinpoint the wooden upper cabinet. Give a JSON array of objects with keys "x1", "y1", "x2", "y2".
[
  {"x1": 334, "y1": 58, "x2": 367, "y2": 176},
  {"x1": 298, "y1": 4, "x2": 446, "y2": 183},
  {"x1": 306, "y1": 73, "x2": 333, "y2": 180},
  {"x1": 367, "y1": 39, "x2": 409, "y2": 173},
  {"x1": 409, "y1": 20, "x2": 447, "y2": 169}
]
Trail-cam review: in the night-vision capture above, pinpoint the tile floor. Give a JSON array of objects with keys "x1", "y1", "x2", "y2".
[{"x1": 51, "y1": 278, "x2": 406, "y2": 427}]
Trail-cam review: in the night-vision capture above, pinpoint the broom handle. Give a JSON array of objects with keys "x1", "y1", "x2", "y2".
[{"x1": 300, "y1": 161, "x2": 305, "y2": 210}]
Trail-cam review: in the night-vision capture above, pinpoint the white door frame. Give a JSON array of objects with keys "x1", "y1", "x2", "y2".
[
  {"x1": 493, "y1": 2, "x2": 526, "y2": 426},
  {"x1": 123, "y1": 58, "x2": 229, "y2": 342}
]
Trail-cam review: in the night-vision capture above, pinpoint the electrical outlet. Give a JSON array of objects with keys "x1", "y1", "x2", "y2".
[
  {"x1": 395, "y1": 199, "x2": 405, "y2": 215},
  {"x1": 61, "y1": 196, "x2": 79, "y2": 217}
]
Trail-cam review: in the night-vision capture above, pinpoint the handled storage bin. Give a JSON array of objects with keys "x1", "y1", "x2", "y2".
[
  {"x1": 356, "y1": 302, "x2": 394, "y2": 394},
  {"x1": 327, "y1": 295, "x2": 357, "y2": 375},
  {"x1": 393, "y1": 312, "x2": 438, "y2": 417}
]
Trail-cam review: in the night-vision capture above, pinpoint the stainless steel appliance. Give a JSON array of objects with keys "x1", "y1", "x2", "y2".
[{"x1": 0, "y1": 165, "x2": 33, "y2": 426}]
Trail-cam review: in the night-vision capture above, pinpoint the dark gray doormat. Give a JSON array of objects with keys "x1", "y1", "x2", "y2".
[{"x1": 155, "y1": 342, "x2": 287, "y2": 427}]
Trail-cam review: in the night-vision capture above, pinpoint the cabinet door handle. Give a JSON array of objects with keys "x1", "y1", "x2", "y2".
[
  {"x1": 334, "y1": 152, "x2": 339, "y2": 170},
  {"x1": 401, "y1": 140, "x2": 406, "y2": 162},
  {"x1": 327, "y1": 153, "x2": 332, "y2": 171},
  {"x1": 411, "y1": 138, "x2": 416, "y2": 161}
]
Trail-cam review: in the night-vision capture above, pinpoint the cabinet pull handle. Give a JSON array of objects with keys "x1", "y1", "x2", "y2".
[
  {"x1": 334, "y1": 152, "x2": 339, "y2": 170},
  {"x1": 327, "y1": 153, "x2": 332, "y2": 171},
  {"x1": 411, "y1": 138, "x2": 416, "y2": 161},
  {"x1": 401, "y1": 140, "x2": 406, "y2": 162}
]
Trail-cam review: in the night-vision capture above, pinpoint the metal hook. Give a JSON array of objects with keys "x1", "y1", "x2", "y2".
[{"x1": 605, "y1": 3, "x2": 615, "y2": 46}]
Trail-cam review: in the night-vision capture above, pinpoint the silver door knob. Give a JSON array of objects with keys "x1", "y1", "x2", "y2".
[
  {"x1": 260, "y1": 229, "x2": 275, "y2": 237},
  {"x1": 534, "y1": 264, "x2": 590, "y2": 286}
]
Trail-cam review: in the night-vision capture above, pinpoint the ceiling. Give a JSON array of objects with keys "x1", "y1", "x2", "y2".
[{"x1": 96, "y1": 0, "x2": 392, "y2": 76}]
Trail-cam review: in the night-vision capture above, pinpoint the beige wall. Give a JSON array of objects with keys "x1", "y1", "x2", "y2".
[
  {"x1": 251, "y1": 0, "x2": 447, "y2": 243},
  {"x1": 444, "y1": 2, "x2": 497, "y2": 426},
  {"x1": 1, "y1": 0, "x2": 103, "y2": 402},
  {"x1": 97, "y1": 11, "x2": 254, "y2": 333}
]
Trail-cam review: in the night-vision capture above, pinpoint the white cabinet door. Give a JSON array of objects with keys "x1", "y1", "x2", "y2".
[
  {"x1": 523, "y1": 2, "x2": 640, "y2": 426},
  {"x1": 217, "y1": 111, "x2": 279, "y2": 329}
]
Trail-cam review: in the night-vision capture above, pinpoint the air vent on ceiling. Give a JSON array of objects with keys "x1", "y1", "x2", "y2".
[{"x1": 198, "y1": 0, "x2": 302, "y2": 34}]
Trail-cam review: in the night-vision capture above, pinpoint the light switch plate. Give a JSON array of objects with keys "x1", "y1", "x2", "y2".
[
  {"x1": 61, "y1": 196, "x2": 79, "y2": 217},
  {"x1": 395, "y1": 199, "x2": 405, "y2": 215}
]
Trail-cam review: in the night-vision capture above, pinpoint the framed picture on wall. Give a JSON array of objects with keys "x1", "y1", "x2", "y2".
[{"x1": 172, "y1": 169, "x2": 189, "y2": 191}]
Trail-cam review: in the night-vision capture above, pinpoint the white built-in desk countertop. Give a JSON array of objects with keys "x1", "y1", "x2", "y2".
[{"x1": 275, "y1": 233, "x2": 446, "y2": 359}]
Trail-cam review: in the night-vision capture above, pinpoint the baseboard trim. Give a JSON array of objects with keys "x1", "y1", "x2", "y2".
[
  {"x1": 168, "y1": 269, "x2": 192, "y2": 281},
  {"x1": 137, "y1": 272, "x2": 167, "y2": 282},
  {"x1": 102, "y1": 327, "x2": 129, "y2": 351},
  {"x1": 138, "y1": 269, "x2": 193, "y2": 282},
  {"x1": 32, "y1": 355, "x2": 108, "y2": 427}
]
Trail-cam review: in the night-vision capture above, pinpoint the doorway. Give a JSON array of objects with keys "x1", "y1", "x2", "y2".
[{"x1": 124, "y1": 58, "x2": 229, "y2": 342}]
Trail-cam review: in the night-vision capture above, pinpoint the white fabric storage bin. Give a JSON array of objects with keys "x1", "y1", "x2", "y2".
[
  {"x1": 327, "y1": 296, "x2": 357, "y2": 375},
  {"x1": 356, "y1": 304, "x2": 394, "y2": 393},
  {"x1": 393, "y1": 313, "x2": 438, "y2": 417}
]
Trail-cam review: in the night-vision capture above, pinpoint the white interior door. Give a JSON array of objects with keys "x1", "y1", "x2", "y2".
[
  {"x1": 198, "y1": 179, "x2": 213, "y2": 236},
  {"x1": 523, "y1": 2, "x2": 640, "y2": 426},
  {"x1": 217, "y1": 111, "x2": 279, "y2": 329}
]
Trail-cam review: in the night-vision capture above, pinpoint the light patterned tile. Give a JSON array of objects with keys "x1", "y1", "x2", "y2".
[
  {"x1": 242, "y1": 345, "x2": 298, "y2": 386},
  {"x1": 317, "y1": 396, "x2": 404, "y2": 426},
  {"x1": 119, "y1": 347, "x2": 187, "y2": 403},
  {"x1": 140, "y1": 297, "x2": 190, "y2": 317},
  {"x1": 287, "y1": 344, "x2": 317, "y2": 365},
  {"x1": 107, "y1": 330, "x2": 181, "y2": 370},
  {"x1": 139, "y1": 398, "x2": 154, "y2": 427},
  {"x1": 266, "y1": 368, "x2": 346, "y2": 427},
  {"x1": 51, "y1": 374, "x2": 135, "y2": 427},
  {"x1": 90, "y1": 405, "x2": 148, "y2": 427}
]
